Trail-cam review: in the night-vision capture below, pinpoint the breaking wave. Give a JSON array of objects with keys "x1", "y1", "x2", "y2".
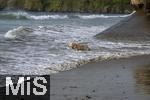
[
  {"x1": 4, "y1": 26, "x2": 34, "y2": 39},
  {"x1": 0, "y1": 11, "x2": 68, "y2": 20},
  {"x1": 0, "y1": 11, "x2": 135, "y2": 20},
  {"x1": 77, "y1": 11, "x2": 136, "y2": 19}
]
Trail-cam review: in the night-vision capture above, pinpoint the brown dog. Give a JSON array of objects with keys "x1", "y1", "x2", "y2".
[{"x1": 69, "y1": 42, "x2": 90, "y2": 51}]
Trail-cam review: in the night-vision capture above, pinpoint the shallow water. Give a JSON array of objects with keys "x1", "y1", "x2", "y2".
[{"x1": 0, "y1": 11, "x2": 150, "y2": 75}]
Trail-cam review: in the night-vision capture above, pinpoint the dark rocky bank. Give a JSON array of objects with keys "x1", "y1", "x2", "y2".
[{"x1": 95, "y1": 10, "x2": 150, "y2": 41}]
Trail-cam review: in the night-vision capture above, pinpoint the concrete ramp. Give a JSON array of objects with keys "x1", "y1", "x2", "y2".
[{"x1": 95, "y1": 11, "x2": 150, "y2": 41}]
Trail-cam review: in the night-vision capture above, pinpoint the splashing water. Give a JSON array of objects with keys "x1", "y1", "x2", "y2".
[{"x1": 1, "y1": 11, "x2": 150, "y2": 75}]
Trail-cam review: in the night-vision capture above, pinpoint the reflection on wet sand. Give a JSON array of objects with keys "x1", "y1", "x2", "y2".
[{"x1": 135, "y1": 66, "x2": 150, "y2": 94}]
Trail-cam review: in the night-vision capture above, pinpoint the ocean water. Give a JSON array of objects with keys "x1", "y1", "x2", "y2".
[{"x1": 0, "y1": 11, "x2": 150, "y2": 75}]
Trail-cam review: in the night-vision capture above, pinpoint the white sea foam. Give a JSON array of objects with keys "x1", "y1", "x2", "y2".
[
  {"x1": 4, "y1": 26, "x2": 33, "y2": 39},
  {"x1": 28, "y1": 15, "x2": 68, "y2": 20},
  {"x1": 77, "y1": 11, "x2": 136, "y2": 19},
  {"x1": 1, "y1": 11, "x2": 68, "y2": 20},
  {"x1": 37, "y1": 49, "x2": 150, "y2": 75},
  {"x1": 0, "y1": 11, "x2": 135, "y2": 20}
]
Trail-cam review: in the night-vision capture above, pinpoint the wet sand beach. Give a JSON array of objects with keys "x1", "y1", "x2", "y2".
[{"x1": 50, "y1": 55, "x2": 150, "y2": 100}]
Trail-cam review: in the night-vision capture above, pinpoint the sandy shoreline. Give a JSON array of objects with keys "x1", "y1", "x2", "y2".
[{"x1": 50, "y1": 55, "x2": 150, "y2": 100}]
